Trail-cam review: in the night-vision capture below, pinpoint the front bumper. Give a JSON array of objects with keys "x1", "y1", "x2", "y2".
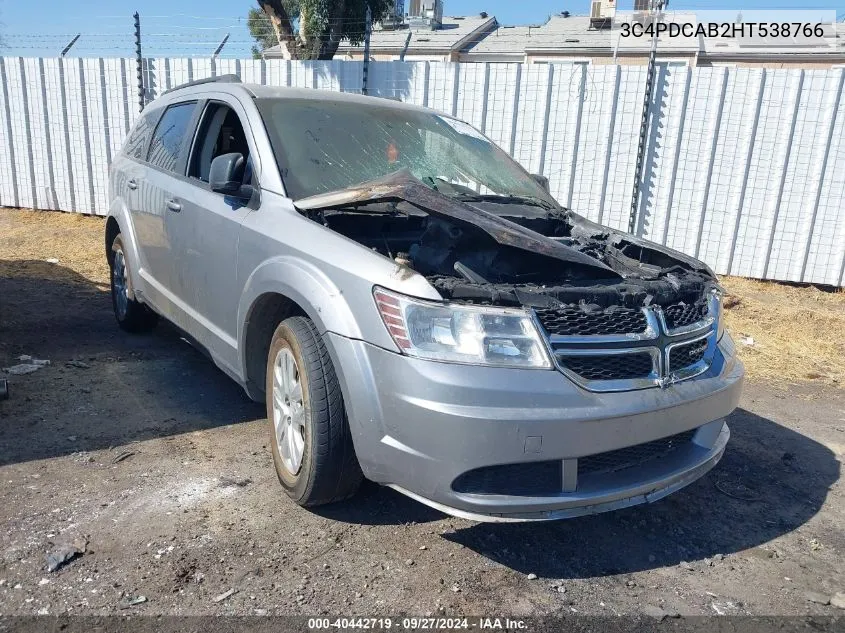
[{"x1": 326, "y1": 332, "x2": 744, "y2": 521}]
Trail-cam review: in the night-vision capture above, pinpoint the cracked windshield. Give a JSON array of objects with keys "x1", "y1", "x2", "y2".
[{"x1": 257, "y1": 98, "x2": 554, "y2": 208}]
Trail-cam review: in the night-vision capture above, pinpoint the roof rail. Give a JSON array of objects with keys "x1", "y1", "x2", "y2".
[{"x1": 162, "y1": 74, "x2": 241, "y2": 96}]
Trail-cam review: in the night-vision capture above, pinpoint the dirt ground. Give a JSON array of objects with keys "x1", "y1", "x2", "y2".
[{"x1": 0, "y1": 207, "x2": 844, "y2": 618}]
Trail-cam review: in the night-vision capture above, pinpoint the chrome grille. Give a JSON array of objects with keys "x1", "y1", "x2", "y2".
[
  {"x1": 535, "y1": 306, "x2": 647, "y2": 337},
  {"x1": 664, "y1": 302, "x2": 709, "y2": 330},
  {"x1": 540, "y1": 294, "x2": 719, "y2": 392},
  {"x1": 558, "y1": 353, "x2": 653, "y2": 381},
  {"x1": 579, "y1": 429, "x2": 697, "y2": 476},
  {"x1": 669, "y1": 338, "x2": 708, "y2": 371}
]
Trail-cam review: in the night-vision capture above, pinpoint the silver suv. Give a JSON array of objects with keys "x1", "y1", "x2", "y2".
[{"x1": 107, "y1": 75, "x2": 743, "y2": 521}]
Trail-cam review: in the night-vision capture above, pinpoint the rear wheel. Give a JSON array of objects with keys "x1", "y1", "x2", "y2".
[
  {"x1": 266, "y1": 316, "x2": 362, "y2": 506},
  {"x1": 109, "y1": 234, "x2": 158, "y2": 333}
]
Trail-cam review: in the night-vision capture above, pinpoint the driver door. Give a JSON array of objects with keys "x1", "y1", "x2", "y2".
[{"x1": 164, "y1": 97, "x2": 258, "y2": 373}]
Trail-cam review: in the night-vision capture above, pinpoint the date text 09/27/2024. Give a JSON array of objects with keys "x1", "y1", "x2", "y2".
[{"x1": 307, "y1": 617, "x2": 528, "y2": 630}]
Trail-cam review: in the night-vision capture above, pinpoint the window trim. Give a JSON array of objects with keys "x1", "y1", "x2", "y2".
[
  {"x1": 185, "y1": 98, "x2": 215, "y2": 192},
  {"x1": 145, "y1": 100, "x2": 201, "y2": 176}
]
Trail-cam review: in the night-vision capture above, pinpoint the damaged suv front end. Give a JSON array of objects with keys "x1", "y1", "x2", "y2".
[{"x1": 258, "y1": 95, "x2": 743, "y2": 521}]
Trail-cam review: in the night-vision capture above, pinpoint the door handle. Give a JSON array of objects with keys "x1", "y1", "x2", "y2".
[
  {"x1": 127, "y1": 179, "x2": 138, "y2": 190},
  {"x1": 166, "y1": 199, "x2": 182, "y2": 212}
]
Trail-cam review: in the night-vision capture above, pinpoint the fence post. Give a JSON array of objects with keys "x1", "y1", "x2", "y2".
[
  {"x1": 60, "y1": 34, "x2": 81, "y2": 57},
  {"x1": 134, "y1": 12, "x2": 144, "y2": 112},
  {"x1": 362, "y1": 5, "x2": 372, "y2": 95},
  {"x1": 628, "y1": 0, "x2": 664, "y2": 235}
]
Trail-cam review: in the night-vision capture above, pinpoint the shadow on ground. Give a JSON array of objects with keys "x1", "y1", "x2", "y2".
[{"x1": 0, "y1": 261, "x2": 263, "y2": 466}]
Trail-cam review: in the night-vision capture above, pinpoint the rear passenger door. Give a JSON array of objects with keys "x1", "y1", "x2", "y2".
[
  {"x1": 114, "y1": 107, "x2": 156, "y2": 282},
  {"x1": 135, "y1": 100, "x2": 199, "y2": 321},
  {"x1": 163, "y1": 97, "x2": 258, "y2": 373}
]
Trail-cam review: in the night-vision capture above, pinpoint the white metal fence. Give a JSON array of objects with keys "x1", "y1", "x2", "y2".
[{"x1": 1, "y1": 57, "x2": 844, "y2": 286}]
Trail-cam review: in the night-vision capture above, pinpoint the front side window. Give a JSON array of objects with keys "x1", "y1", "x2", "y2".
[
  {"x1": 255, "y1": 98, "x2": 555, "y2": 207},
  {"x1": 147, "y1": 102, "x2": 196, "y2": 173},
  {"x1": 188, "y1": 102, "x2": 252, "y2": 185}
]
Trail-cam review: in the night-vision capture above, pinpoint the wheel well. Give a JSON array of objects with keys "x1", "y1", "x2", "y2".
[
  {"x1": 243, "y1": 293, "x2": 306, "y2": 400},
  {"x1": 105, "y1": 217, "x2": 120, "y2": 266}
]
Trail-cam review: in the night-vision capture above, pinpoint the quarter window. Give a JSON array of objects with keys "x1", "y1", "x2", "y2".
[
  {"x1": 123, "y1": 110, "x2": 157, "y2": 160},
  {"x1": 147, "y1": 102, "x2": 196, "y2": 173}
]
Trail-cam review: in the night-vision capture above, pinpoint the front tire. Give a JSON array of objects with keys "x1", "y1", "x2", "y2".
[
  {"x1": 109, "y1": 234, "x2": 158, "y2": 333},
  {"x1": 266, "y1": 316, "x2": 362, "y2": 507}
]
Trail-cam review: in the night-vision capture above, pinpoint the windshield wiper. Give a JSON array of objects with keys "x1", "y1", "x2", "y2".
[{"x1": 451, "y1": 193, "x2": 555, "y2": 211}]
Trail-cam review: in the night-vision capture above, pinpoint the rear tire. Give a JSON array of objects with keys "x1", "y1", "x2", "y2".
[
  {"x1": 266, "y1": 316, "x2": 362, "y2": 507},
  {"x1": 109, "y1": 234, "x2": 158, "y2": 333}
]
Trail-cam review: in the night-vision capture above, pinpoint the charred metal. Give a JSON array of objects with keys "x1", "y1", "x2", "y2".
[{"x1": 295, "y1": 171, "x2": 717, "y2": 313}]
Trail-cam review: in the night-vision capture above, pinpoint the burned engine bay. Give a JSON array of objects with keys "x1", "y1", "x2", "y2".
[{"x1": 294, "y1": 171, "x2": 718, "y2": 313}]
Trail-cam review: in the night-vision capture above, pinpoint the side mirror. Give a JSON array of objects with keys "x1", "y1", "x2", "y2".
[
  {"x1": 531, "y1": 173, "x2": 550, "y2": 194},
  {"x1": 210, "y1": 152, "x2": 251, "y2": 198}
]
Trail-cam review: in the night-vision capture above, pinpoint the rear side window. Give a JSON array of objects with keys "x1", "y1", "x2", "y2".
[
  {"x1": 123, "y1": 110, "x2": 157, "y2": 160},
  {"x1": 147, "y1": 102, "x2": 196, "y2": 173}
]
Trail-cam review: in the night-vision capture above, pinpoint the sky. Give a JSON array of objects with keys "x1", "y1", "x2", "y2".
[{"x1": 1, "y1": 0, "x2": 843, "y2": 57}]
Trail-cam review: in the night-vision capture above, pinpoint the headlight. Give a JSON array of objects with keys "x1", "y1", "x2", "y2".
[{"x1": 373, "y1": 287, "x2": 553, "y2": 369}]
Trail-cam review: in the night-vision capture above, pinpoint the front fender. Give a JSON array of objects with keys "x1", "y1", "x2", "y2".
[{"x1": 237, "y1": 256, "x2": 362, "y2": 369}]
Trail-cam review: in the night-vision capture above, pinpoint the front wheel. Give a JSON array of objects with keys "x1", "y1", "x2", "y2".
[{"x1": 266, "y1": 316, "x2": 362, "y2": 507}]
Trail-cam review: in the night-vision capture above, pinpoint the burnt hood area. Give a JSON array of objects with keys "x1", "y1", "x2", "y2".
[{"x1": 295, "y1": 171, "x2": 718, "y2": 311}]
